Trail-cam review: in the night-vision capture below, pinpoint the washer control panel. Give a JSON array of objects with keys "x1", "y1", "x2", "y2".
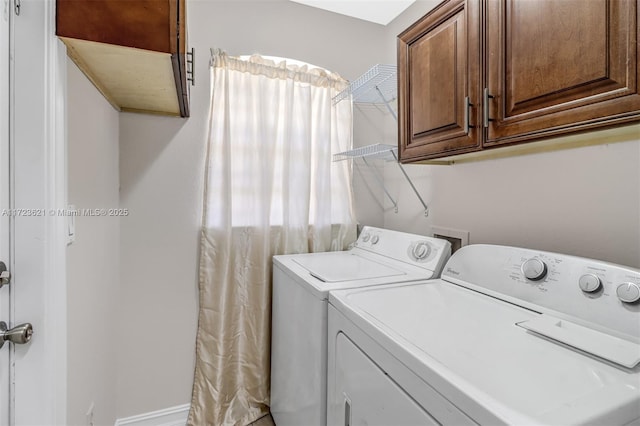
[
  {"x1": 355, "y1": 226, "x2": 451, "y2": 273},
  {"x1": 442, "y1": 245, "x2": 640, "y2": 340}
]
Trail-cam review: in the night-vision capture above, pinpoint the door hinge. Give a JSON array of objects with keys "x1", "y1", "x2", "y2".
[{"x1": 14, "y1": 0, "x2": 20, "y2": 16}]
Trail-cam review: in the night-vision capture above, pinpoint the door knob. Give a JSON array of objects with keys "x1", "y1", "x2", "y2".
[
  {"x1": 0, "y1": 321, "x2": 33, "y2": 349},
  {"x1": 0, "y1": 261, "x2": 11, "y2": 288}
]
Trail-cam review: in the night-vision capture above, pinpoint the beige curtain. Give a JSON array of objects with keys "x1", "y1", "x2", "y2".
[{"x1": 188, "y1": 51, "x2": 356, "y2": 426}]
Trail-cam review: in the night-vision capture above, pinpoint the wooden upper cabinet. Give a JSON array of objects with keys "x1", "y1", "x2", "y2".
[
  {"x1": 485, "y1": 0, "x2": 639, "y2": 146},
  {"x1": 57, "y1": 0, "x2": 190, "y2": 117},
  {"x1": 398, "y1": 0, "x2": 639, "y2": 163},
  {"x1": 398, "y1": 0, "x2": 481, "y2": 162}
]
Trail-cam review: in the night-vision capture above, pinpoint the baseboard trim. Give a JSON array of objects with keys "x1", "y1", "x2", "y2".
[{"x1": 114, "y1": 404, "x2": 190, "y2": 426}]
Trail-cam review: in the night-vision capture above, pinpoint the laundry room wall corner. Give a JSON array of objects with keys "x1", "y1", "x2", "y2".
[
  {"x1": 66, "y1": 58, "x2": 120, "y2": 426},
  {"x1": 382, "y1": 2, "x2": 640, "y2": 267}
]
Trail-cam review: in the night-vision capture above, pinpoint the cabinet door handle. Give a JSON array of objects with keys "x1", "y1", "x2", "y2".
[
  {"x1": 483, "y1": 88, "x2": 494, "y2": 128},
  {"x1": 463, "y1": 96, "x2": 473, "y2": 134}
]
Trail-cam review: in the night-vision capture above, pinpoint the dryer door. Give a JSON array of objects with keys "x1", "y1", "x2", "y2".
[{"x1": 329, "y1": 332, "x2": 439, "y2": 426}]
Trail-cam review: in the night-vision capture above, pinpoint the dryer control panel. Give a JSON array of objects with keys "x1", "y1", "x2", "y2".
[{"x1": 442, "y1": 245, "x2": 640, "y2": 342}]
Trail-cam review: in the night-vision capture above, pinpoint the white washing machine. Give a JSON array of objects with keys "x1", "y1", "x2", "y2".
[
  {"x1": 270, "y1": 226, "x2": 451, "y2": 426},
  {"x1": 327, "y1": 244, "x2": 640, "y2": 425}
]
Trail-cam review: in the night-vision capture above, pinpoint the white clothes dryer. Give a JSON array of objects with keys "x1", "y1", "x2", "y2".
[
  {"x1": 327, "y1": 244, "x2": 640, "y2": 425},
  {"x1": 270, "y1": 226, "x2": 451, "y2": 426}
]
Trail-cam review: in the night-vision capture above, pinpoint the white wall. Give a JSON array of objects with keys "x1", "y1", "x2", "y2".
[
  {"x1": 66, "y1": 60, "x2": 120, "y2": 426},
  {"x1": 117, "y1": 0, "x2": 387, "y2": 418},
  {"x1": 351, "y1": 105, "x2": 392, "y2": 227},
  {"x1": 383, "y1": 128, "x2": 640, "y2": 266},
  {"x1": 379, "y1": 1, "x2": 640, "y2": 268},
  {"x1": 118, "y1": 108, "x2": 200, "y2": 419}
]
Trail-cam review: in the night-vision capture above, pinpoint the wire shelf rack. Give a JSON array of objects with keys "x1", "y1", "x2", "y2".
[
  {"x1": 333, "y1": 64, "x2": 397, "y2": 105},
  {"x1": 333, "y1": 144, "x2": 397, "y2": 162},
  {"x1": 334, "y1": 143, "x2": 429, "y2": 216},
  {"x1": 332, "y1": 64, "x2": 428, "y2": 216}
]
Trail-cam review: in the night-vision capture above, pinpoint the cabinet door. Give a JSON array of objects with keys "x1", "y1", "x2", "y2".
[
  {"x1": 486, "y1": 0, "x2": 640, "y2": 146},
  {"x1": 398, "y1": 0, "x2": 481, "y2": 162}
]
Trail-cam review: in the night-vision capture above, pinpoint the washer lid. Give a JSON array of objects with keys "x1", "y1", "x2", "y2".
[
  {"x1": 292, "y1": 252, "x2": 406, "y2": 282},
  {"x1": 331, "y1": 281, "x2": 640, "y2": 425}
]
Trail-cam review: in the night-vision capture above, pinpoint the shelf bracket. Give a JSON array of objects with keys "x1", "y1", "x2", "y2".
[
  {"x1": 358, "y1": 158, "x2": 398, "y2": 213},
  {"x1": 390, "y1": 150, "x2": 429, "y2": 217},
  {"x1": 335, "y1": 144, "x2": 428, "y2": 216},
  {"x1": 374, "y1": 85, "x2": 397, "y2": 121}
]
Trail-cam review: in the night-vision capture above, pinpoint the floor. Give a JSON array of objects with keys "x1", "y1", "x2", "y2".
[{"x1": 249, "y1": 413, "x2": 275, "y2": 426}]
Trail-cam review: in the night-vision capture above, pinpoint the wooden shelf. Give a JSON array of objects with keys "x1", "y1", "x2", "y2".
[{"x1": 56, "y1": 0, "x2": 190, "y2": 117}]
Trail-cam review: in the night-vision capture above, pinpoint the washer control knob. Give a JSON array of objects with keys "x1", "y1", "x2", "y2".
[
  {"x1": 578, "y1": 274, "x2": 601, "y2": 293},
  {"x1": 361, "y1": 233, "x2": 370, "y2": 243},
  {"x1": 411, "y1": 242, "x2": 431, "y2": 261},
  {"x1": 371, "y1": 235, "x2": 379, "y2": 245},
  {"x1": 616, "y1": 282, "x2": 640, "y2": 303},
  {"x1": 521, "y1": 258, "x2": 547, "y2": 281}
]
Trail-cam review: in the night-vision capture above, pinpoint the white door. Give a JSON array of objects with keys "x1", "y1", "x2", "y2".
[
  {"x1": 0, "y1": 0, "x2": 10, "y2": 422},
  {"x1": 2, "y1": 0, "x2": 68, "y2": 424}
]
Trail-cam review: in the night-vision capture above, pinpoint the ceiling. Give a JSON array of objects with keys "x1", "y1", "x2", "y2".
[{"x1": 289, "y1": 0, "x2": 416, "y2": 25}]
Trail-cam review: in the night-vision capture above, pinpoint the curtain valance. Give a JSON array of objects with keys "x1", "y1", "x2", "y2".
[{"x1": 210, "y1": 48, "x2": 349, "y2": 90}]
